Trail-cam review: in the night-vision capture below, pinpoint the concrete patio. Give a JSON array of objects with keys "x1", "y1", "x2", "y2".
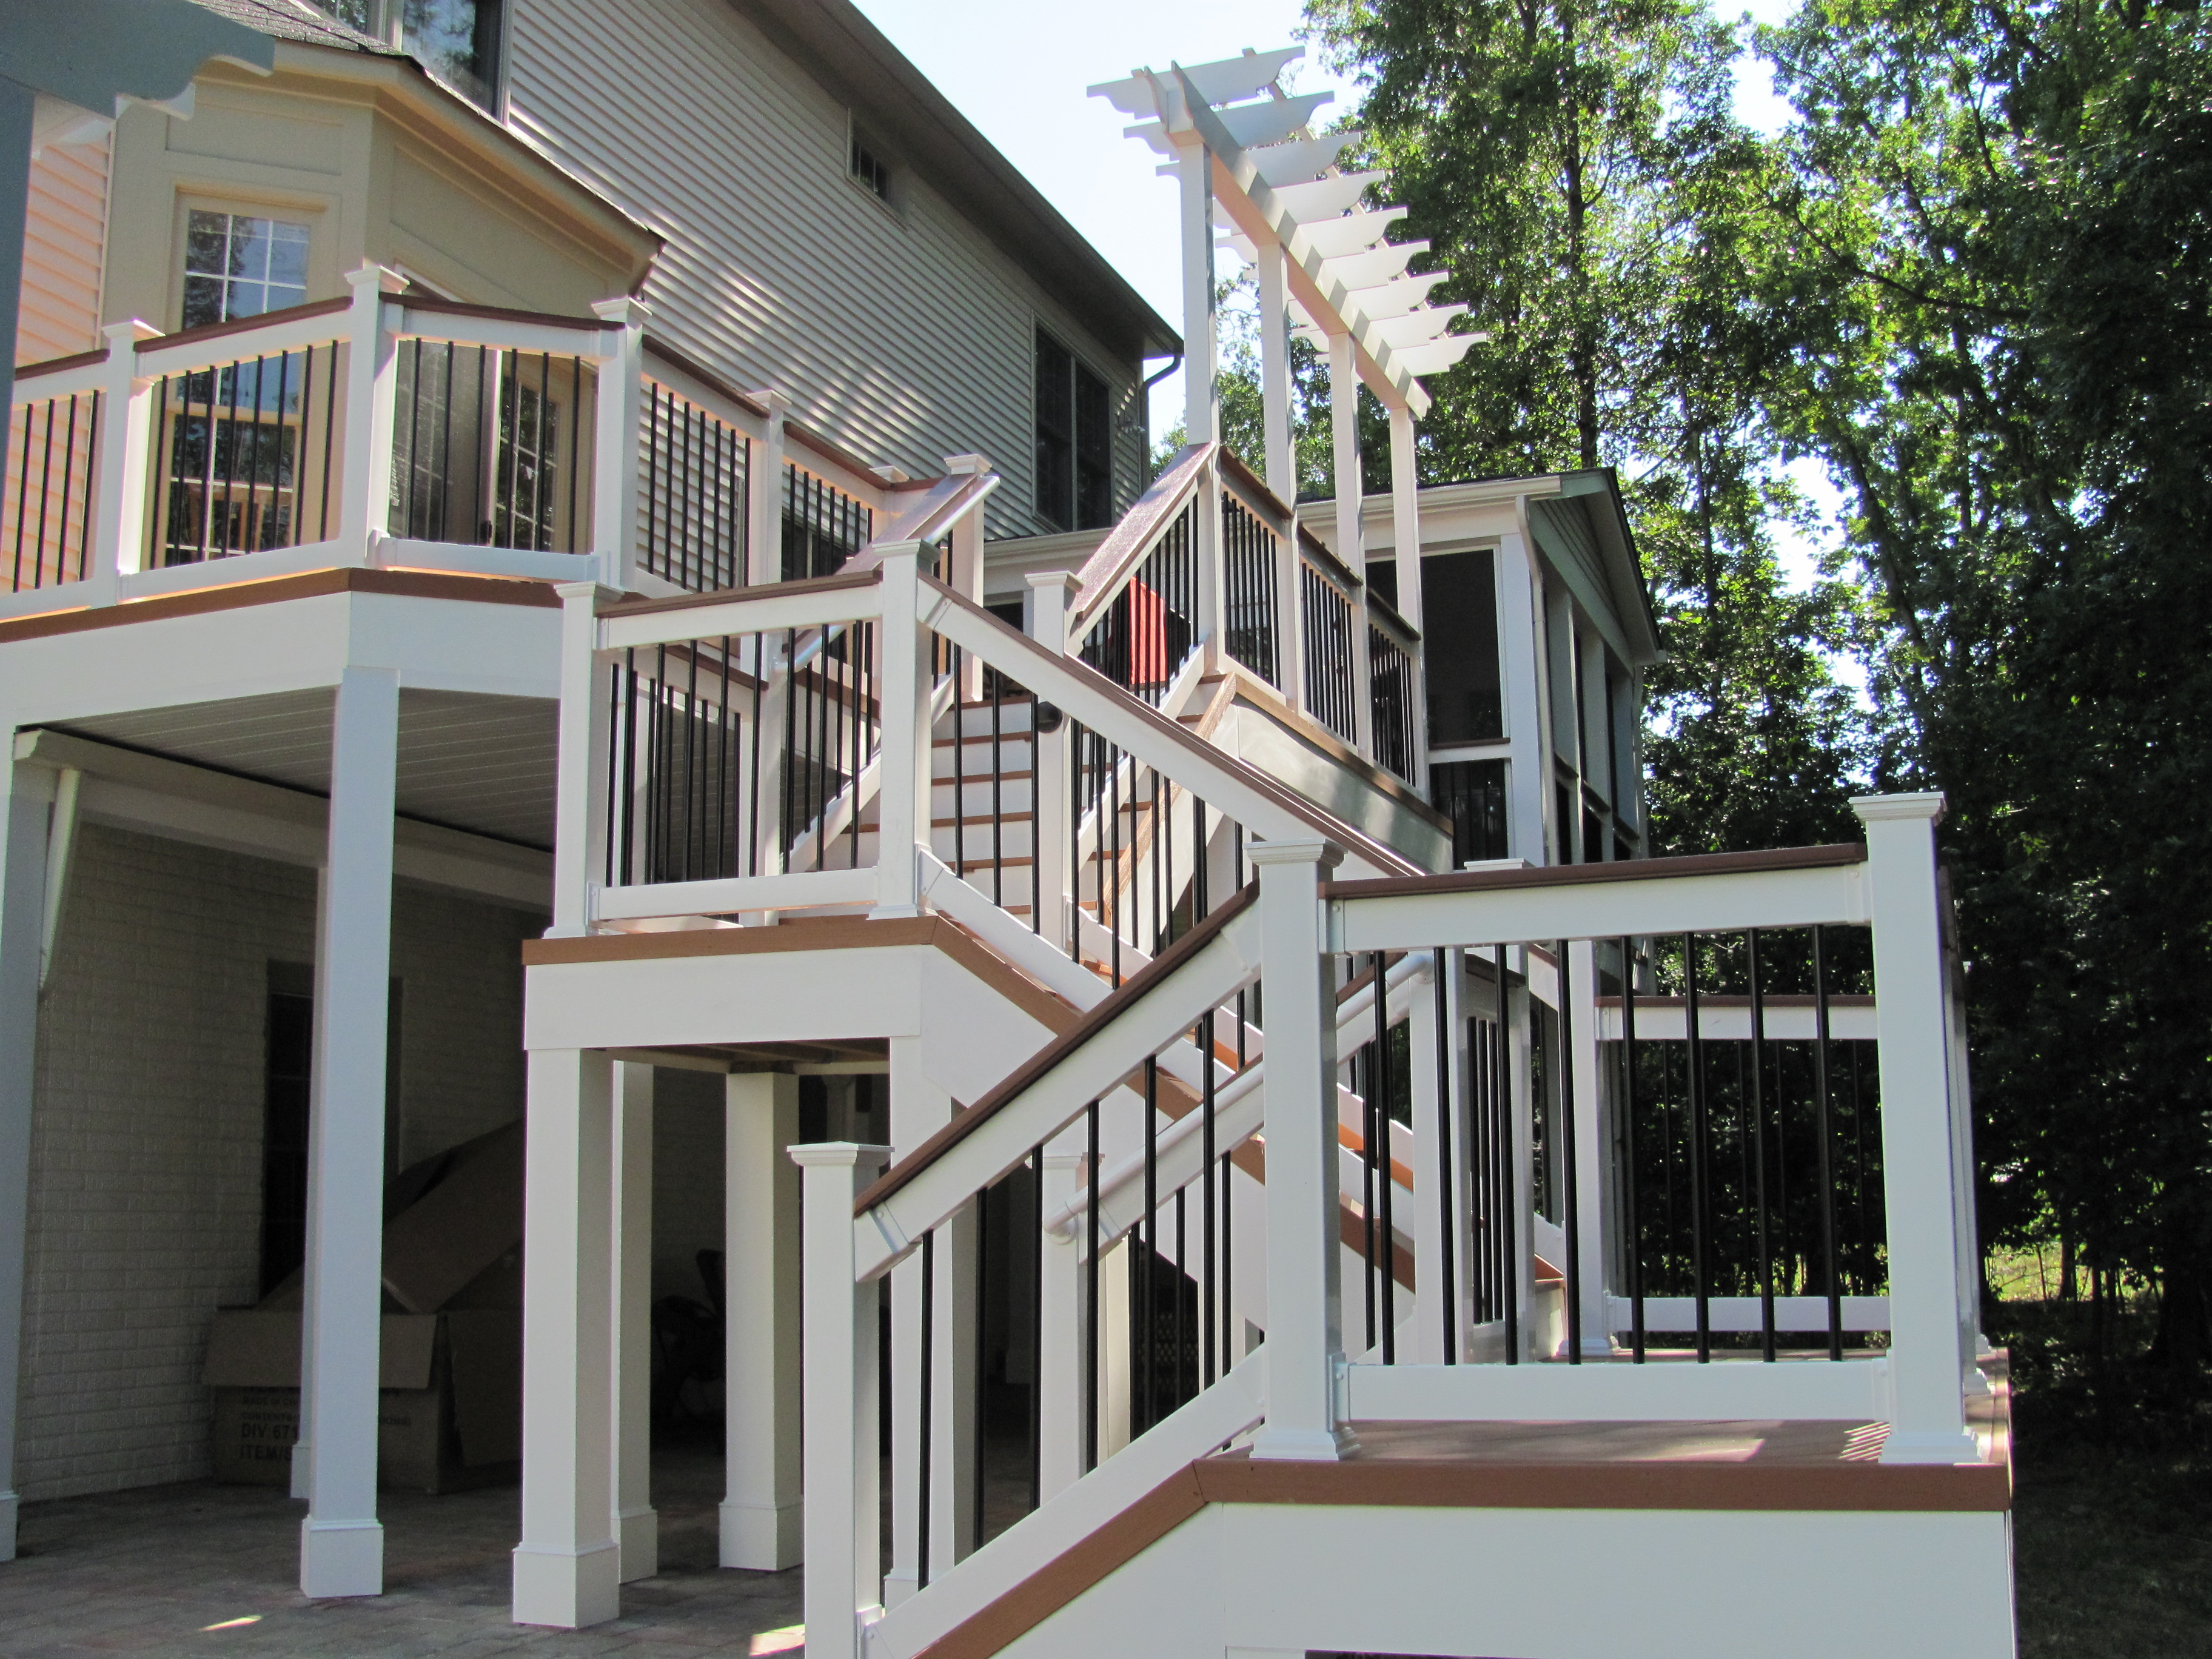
[{"x1": 0, "y1": 1448, "x2": 803, "y2": 1657}]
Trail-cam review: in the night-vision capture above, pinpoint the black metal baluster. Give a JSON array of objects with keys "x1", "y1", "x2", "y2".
[
  {"x1": 1620, "y1": 936, "x2": 1645, "y2": 1362},
  {"x1": 953, "y1": 645, "x2": 967, "y2": 879},
  {"x1": 1558, "y1": 942, "x2": 1583, "y2": 1365},
  {"x1": 1686, "y1": 933, "x2": 1711, "y2": 1362},
  {"x1": 1084, "y1": 1098, "x2": 1100, "y2": 1473},
  {"x1": 1749, "y1": 929, "x2": 1776, "y2": 1361},
  {"x1": 1496, "y1": 1000, "x2": 1518, "y2": 1364},
  {"x1": 972, "y1": 1179, "x2": 987, "y2": 1550},
  {"x1": 917, "y1": 1228, "x2": 934, "y2": 1590},
  {"x1": 991, "y1": 668, "x2": 1004, "y2": 907},
  {"x1": 1375, "y1": 952, "x2": 1398, "y2": 1362},
  {"x1": 1434, "y1": 952, "x2": 1456, "y2": 1364},
  {"x1": 1141, "y1": 1054, "x2": 1158, "y2": 1432},
  {"x1": 1201, "y1": 1008, "x2": 1217, "y2": 1389},
  {"x1": 1029, "y1": 1144, "x2": 1044, "y2": 1512}
]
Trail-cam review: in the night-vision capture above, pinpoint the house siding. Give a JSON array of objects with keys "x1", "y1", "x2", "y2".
[
  {"x1": 18, "y1": 823, "x2": 536, "y2": 1501},
  {"x1": 504, "y1": 0, "x2": 1147, "y2": 538},
  {"x1": 18, "y1": 138, "x2": 109, "y2": 366}
]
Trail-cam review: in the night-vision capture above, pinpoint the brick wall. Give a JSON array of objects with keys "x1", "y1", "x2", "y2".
[{"x1": 18, "y1": 822, "x2": 540, "y2": 1502}]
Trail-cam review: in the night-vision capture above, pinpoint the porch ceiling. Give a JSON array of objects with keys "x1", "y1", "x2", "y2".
[{"x1": 50, "y1": 687, "x2": 558, "y2": 849}]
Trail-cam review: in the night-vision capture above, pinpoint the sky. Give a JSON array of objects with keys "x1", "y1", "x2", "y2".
[{"x1": 850, "y1": 0, "x2": 1845, "y2": 597}]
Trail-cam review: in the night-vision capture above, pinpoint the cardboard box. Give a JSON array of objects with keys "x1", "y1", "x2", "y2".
[{"x1": 204, "y1": 1122, "x2": 525, "y2": 1493}]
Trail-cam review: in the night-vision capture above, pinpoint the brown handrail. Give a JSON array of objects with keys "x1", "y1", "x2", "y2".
[
  {"x1": 1298, "y1": 525, "x2": 1361, "y2": 595},
  {"x1": 136, "y1": 294, "x2": 354, "y2": 357},
  {"x1": 1369, "y1": 589, "x2": 1420, "y2": 646},
  {"x1": 13, "y1": 347, "x2": 108, "y2": 384},
  {"x1": 1324, "y1": 842, "x2": 1868, "y2": 902},
  {"x1": 1068, "y1": 441, "x2": 1213, "y2": 623},
  {"x1": 854, "y1": 883, "x2": 1258, "y2": 1216},
  {"x1": 642, "y1": 334, "x2": 770, "y2": 421}
]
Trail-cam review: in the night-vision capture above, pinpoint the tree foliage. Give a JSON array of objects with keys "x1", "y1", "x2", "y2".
[{"x1": 1301, "y1": 0, "x2": 2212, "y2": 1372}]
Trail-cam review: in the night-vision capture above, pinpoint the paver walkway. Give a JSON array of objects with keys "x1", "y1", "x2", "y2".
[{"x1": 0, "y1": 1448, "x2": 803, "y2": 1657}]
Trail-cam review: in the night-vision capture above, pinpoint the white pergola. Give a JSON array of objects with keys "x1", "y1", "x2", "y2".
[{"x1": 1091, "y1": 48, "x2": 1479, "y2": 760}]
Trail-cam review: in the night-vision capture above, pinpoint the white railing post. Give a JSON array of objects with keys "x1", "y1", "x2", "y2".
[
  {"x1": 92, "y1": 320, "x2": 159, "y2": 592},
  {"x1": 1496, "y1": 531, "x2": 1547, "y2": 864},
  {"x1": 549, "y1": 581, "x2": 616, "y2": 937},
  {"x1": 589, "y1": 297, "x2": 649, "y2": 589},
  {"x1": 1279, "y1": 514, "x2": 1307, "y2": 718},
  {"x1": 1196, "y1": 449, "x2": 1225, "y2": 662},
  {"x1": 1327, "y1": 331, "x2": 1373, "y2": 760},
  {"x1": 1387, "y1": 402, "x2": 1428, "y2": 791},
  {"x1": 1853, "y1": 791, "x2": 1980, "y2": 1464},
  {"x1": 1036, "y1": 1136, "x2": 1085, "y2": 1501},
  {"x1": 745, "y1": 390, "x2": 790, "y2": 587},
  {"x1": 871, "y1": 541, "x2": 930, "y2": 918},
  {"x1": 795, "y1": 1142, "x2": 890, "y2": 1659},
  {"x1": 1248, "y1": 836, "x2": 1350, "y2": 1461},
  {"x1": 338, "y1": 263, "x2": 404, "y2": 565},
  {"x1": 944, "y1": 452, "x2": 989, "y2": 702},
  {"x1": 1026, "y1": 569, "x2": 1078, "y2": 951}
]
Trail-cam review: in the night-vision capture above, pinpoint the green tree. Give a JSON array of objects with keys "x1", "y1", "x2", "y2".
[{"x1": 1753, "y1": 0, "x2": 2212, "y2": 1371}]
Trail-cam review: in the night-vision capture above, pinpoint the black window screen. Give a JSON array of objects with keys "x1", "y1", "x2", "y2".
[
  {"x1": 1429, "y1": 758, "x2": 1508, "y2": 867},
  {"x1": 1420, "y1": 548, "x2": 1503, "y2": 745}
]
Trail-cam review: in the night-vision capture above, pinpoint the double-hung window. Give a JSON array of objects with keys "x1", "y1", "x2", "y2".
[{"x1": 1034, "y1": 330, "x2": 1112, "y2": 531}]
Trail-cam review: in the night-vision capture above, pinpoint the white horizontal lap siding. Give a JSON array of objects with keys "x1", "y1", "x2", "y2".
[
  {"x1": 18, "y1": 137, "x2": 108, "y2": 366},
  {"x1": 506, "y1": 0, "x2": 1142, "y2": 541}
]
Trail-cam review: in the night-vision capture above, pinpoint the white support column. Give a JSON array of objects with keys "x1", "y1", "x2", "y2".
[
  {"x1": 1386, "y1": 402, "x2": 1429, "y2": 791},
  {"x1": 883, "y1": 1041, "x2": 971, "y2": 1602},
  {"x1": 723, "y1": 1072, "x2": 803, "y2": 1567},
  {"x1": 745, "y1": 391, "x2": 790, "y2": 588},
  {"x1": 514, "y1": 1048, "x2": 621, "y2": 1627},
  {"x1": 1025, "y1": 571, "x2": 1078, "y2": 953},
  {"x1": 1248, "y1": 837, "x2": 1350, "y2": 1461},
  {"x1": 1176, "y1": 135, "x2": 1218, "y2": 447},
  {"x1": 93, "y1": 319, "x2": 159, "y2": 589},
  {"x1": 1854, "y1": 793, "x2": 1979, "y2": 1464},
  {"x1": 0, "y1": 748, "x2": 53, "y2": 1561},
  {"x1": 611, "y1": 1061, "x2": 657, "y2": 1582},
  {"x1": 1256, "y1": 240, "x2": 1293, "y2": 507},
  {"x1": 338, "y1": 263, "x2": 403, "y2": 564},
  {"x1": 1037, "y1": 1136, "x2": 1084, "y2": 1501},
  {"x1": 589, "y1": 297, "x2": 649, "y2": 591},
  {"x1": 871, "y1": 541, "x2": 930, "y2": 919},
  {"x1": 1566, "y1": 938, "x2": 1610, "y2": 1357},
  {"x1": 1495, "y1": 531, "x2": 1548, "y2": 865},
  {"x1": 1327, "y1": 332, "x2": 1373, "y2": 759},
  {"x1": 300, "y1": 663, "x2": 399, "y2": 1599},
  {"x1": 945, "y1": 452, "x2": 990, "y2": 703},
  {"x1": 795, "y1": 1143, "x2": 890, "y2": 1659},
  {"x1": 549, "y1": 581, "x2": 615, "y2": 937}
]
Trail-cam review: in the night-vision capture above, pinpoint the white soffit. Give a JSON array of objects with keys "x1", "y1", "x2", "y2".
[{"x1": 1089, "y1": 46, "x2": 1484, "y2": 417}]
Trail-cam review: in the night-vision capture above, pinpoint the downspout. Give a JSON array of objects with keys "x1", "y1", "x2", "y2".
[
  {"x1": 38, "y1": 766, "x2": 79, "y2": 991},
  {"x1": 1139, "y1": 349, "x2": 1184, "y2": 487}
]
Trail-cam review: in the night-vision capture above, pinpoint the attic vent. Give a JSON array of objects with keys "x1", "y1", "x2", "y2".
[{"x1": 850, "y1": 133, "x2": 892, "y2": 202}]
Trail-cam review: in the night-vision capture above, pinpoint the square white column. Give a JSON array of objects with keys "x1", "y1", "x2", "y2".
[
  {"x1": 0, "y1": 750, "x2": 54, "y2": 1563},
  {"x1": 612, "y1": 1061, "x2": 658, "y2": 1581},
  {"x1": 300, "y1": 663, "x2": 399, "y2": 1598},
  {"x1": 722, "y1": 1071, "x2": 803, "y2": 1569},
  {"x1": 513, "y1": 1047, "x2": 621, "y2": 1627}
]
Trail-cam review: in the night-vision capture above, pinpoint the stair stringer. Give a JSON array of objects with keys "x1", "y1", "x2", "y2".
[{"x1": 866, "y1": 1350, "x2": 1267, "y2": 1659}]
